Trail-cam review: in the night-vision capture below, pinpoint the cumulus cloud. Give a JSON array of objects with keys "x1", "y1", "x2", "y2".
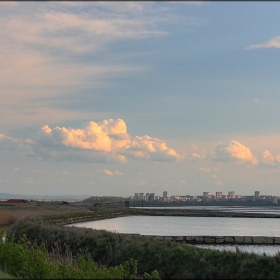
[
  {"x1": 123, "y1": 135, "x2": 181, "y2": 162},
  {"x1": 213, "y1": 140, "x2": 258, "y2": 166},
  {"x1": 39, "y1": 119, "x2": 130, "y2": 152},
  {"x1": 247, "y1": 36, "x2": 280, "y2": 49},
  {"x1": 260, "y1": 150, "x2": 280, "y2": 167},
  {"x1": 29, "y1": 118, "x2": 181, "y2": 163},
  {"x1": 187, "y1": 140, "x2": 280, "y2": 169}
]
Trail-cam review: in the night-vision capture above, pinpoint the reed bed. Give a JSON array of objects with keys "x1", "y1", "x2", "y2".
[{"x1": 0, "y1": 210, "x2": 23, "y2": 226}]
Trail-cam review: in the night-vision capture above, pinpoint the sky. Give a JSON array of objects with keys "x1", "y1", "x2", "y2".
[{"x1": 1, "y1": 1, "x2": 280, "y2": 198}]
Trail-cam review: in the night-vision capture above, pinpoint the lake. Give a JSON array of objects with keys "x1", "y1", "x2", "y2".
[
  {"x1": 69, "y1": 207, "x2": 280, "y2": 255},
  {"x1": 70, "y1": 215, "x2": 280, "y2": 236},
  {"x1": 133, "y1": 205, "x2": 280, "y2": 215}
]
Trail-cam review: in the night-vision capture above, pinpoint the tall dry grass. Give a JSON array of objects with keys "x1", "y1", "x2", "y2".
[{"x1": 0, "y1": 210, "x2": 33, "y2": 226}]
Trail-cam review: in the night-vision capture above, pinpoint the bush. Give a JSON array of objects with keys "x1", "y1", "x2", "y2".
[{"x1": 0, "y1": 231, "x2": 160, "y2": 279}]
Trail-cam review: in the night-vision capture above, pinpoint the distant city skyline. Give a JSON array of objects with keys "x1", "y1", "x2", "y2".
[
  {"x1": 132, "y1": 190, "x2": 279, "y2": 204},
  {"x1": 1, "y1": 2, "x2": 280, "y2": 196}
]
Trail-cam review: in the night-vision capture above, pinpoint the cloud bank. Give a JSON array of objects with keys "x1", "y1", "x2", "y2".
[
  {"x1": 27, "y1": 118, "x2": 181, "y2": 163},
  {"x1": 2, "y1": 125, "x2": 280, "y2": 169},
  {"x1": 189, "y1": 139, "x2": 280, "y2": 168}
]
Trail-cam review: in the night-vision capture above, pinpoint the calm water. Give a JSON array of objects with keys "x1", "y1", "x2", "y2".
[
  {"x1": 71, "y1": 215, "x2": 280, "y2": 236},
  {"x1": 196, "y1": 244, "x2": 280, "y2": 256},
  {"x1": 133, "y1": 206, "x2": 280, "y2": 215},
  {"x1": 69, "y1": 213, "x2": 280, "y2": 256}
]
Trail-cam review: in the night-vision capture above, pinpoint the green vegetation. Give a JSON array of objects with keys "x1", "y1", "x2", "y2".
[
  {"x1": 9, "y1": 216, "x2": 280, "y2": 279},
  {"x1": 0, "y1": 269, "x2": 15, "y2": 279},
  {"x1": 0, "y1": 230, "x2": 159, "y2": 279}
]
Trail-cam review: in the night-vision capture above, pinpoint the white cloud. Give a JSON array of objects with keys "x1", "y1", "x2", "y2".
[
  {"x1": 39, "y1": 119, "x2": 130, "y2": 153},
  {"x1": 260, "y1": 150, "x2": 280, "y2": 167},
  {"x1": 213, "y1": 140, "x2": 258, "y2": 166},
  {"x1": 1, "y1": 118, "x2": 181, "y2": 164},
  {"x1": 103, "y1": 169, "x2": 113, "y2": 176},
  {"x1": 124, "y1": 135, "x2": 182, "y2": 162},
  {"x1": 247, "y1": 36, "x2": 280, "y2": 49}
]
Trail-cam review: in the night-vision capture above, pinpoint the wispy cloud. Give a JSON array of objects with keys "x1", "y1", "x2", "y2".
[
  {"x1": 247, "y1": 36, "x2": 280, "y2": 49},
  {"x1": 102, "y1": 169, "x2": 123, "y2": 176},
  {"x1": 260, "y1": 150, "x2": 280, "y2": 168},
  {"x1": 0, "y1": 2, "x2": 186, "y2": 129},
  {"x1": 215, "y1": 181, "x2": 224, "y2": 186}
]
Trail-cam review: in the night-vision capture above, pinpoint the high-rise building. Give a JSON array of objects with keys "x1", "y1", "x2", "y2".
[
  {"x1": 149, "y1": 193, "x2": 155, "y2": 202},
  {"x1": 216, "y1": 192, "x2": 222, "y2": 199},
  {"x1": 134, "y1": 193, "x2": 140, "y2": 200},
  {"x1": 203, "y1": 192, "x2": 210, "y2": 198},
  {"x1": 163, "y1": 191, "x2": 168, "y2": 202},
  {"x1": 145, "y1": 193, "x2": 150, "y2": 201},
  {"x1": 255, "y1": 191, "x2": 260, "y2": 198},
  {"x1": 228, "y1": 191, "x2": 235, "y2": 199}
]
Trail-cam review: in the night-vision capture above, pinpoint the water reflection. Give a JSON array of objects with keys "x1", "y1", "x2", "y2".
[
  {"x1": 195, "y1": 244, "x2": 280, "y2": 256},
  {"x1": 70, "y1": 215, "x2": 280, "y2": 236},
  {"x1": 69, "y1": 215, "x2": 280, "y2": 256},
  {"x1": 133, "y1": 206, "x2": 280, "y2": 215}
]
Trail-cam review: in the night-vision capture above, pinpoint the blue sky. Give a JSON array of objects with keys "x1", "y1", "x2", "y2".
[{"x1": 1, "y1": 1, "x2": 280, "y2": 198}]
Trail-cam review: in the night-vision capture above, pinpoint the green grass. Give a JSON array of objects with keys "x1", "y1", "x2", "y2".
[{"x1": 0, "y1": 269, "x2": 15, "y2": 279}]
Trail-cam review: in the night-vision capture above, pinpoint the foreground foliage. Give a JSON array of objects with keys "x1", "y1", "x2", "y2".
[
  {"x1": 0, "y1": 231, "x2": 159, "y2": 279},
  {"x1": 10, "y1": 216, "x2": 280, "y2": 279}
]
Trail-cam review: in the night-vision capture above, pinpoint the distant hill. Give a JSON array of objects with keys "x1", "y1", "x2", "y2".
[{"x1": 0, "y1": 192, "x2": 90, "y2": 201}]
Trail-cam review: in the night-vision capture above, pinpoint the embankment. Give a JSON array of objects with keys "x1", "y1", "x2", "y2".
[{"x1": 138, "y1": 234, "x2": 280, "y2": 245}]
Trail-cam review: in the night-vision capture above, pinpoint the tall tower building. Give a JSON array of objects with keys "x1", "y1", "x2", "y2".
[
  {"x1": 203, "y1": 192, "x2": 210, "y2": 198},
  {"x1": 163, "y1": 191, "x2": 168, "y2": 202},
  {"x1": 216, "y1": 192, "x2": 222, "y2": 199},
  {"x1": 228, "y1": 191, "x2": 235, "y2": 199},
  {"x1": 255, "y1": 191, "x2": 260, "y2": 198}
]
